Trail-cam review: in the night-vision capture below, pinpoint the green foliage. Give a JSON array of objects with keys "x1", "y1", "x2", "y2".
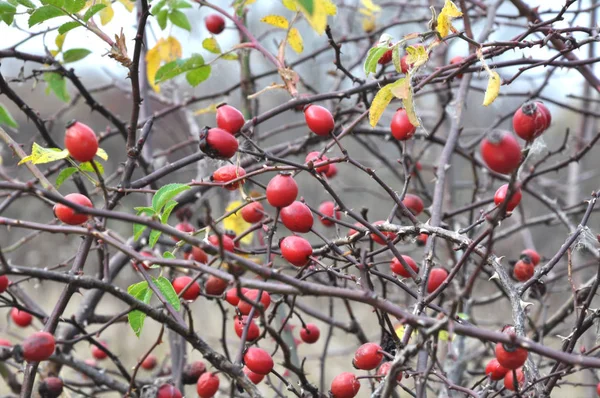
[
  {"x1": 0, "y1": 103, "x2": 18, "y2": 128},
  {"x1": 152, "y1": 276, "x2": 181, "y2": 311},
  {"x1": 62, "y1": 48, "x2": 91, "y2": 63},
  {"x1": 127, "y1": 281, "x2": 153, "y2": 337},
  {"x1": 155, "y1": 55, "x2": 211, "y2": 87},
  {"x1": 44, "y1": 72, "x2": 70, "y2": 102},
  {"x1": 58, "y1": 21, "x2": 81, "y2": 34},
  {"x1": 168, "y1": 9, "x2": 190, "y2": 31},
  {"x1": 63, "y1": 0, "x2": 85, "y2": 13},
  {"x1": 55, "y1": 167, "x2": 78, "y2": 187},
  {"x1": 0, "y1": 1, "x2": 16, "y2": 25},
  {"x1": 82, "y1": 3, "x2": 106, "y2": 21},
  {"x1": 28, "y1": 5, "x2": 66, "y2": 27},
  {"x1": 152, "y1": 0, "x2": 192, "y2": 31}
]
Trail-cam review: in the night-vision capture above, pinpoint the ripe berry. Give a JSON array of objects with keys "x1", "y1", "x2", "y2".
[
  {"x1": 132, "y1": 250, "x2": 154, "y2": 271},
  {"x1": 449, "y1": 55, "x2": 465, "y2": 78},
  {"x1": 494, "y1": 184, "x2": 522, "y2": 212},
  {"x1": 38, "y1": 376, "x2": 63, "y2": 398},
  {"x1": 157, "y1": 384, "x2": 182, "y2": 398},
  {"x1": 537, "y1": 101, "x2": 552, "y2": 128},
  {"x1": 390, "y1": 108, "x2": 416, "y2": 140},
  {"x1": 11, "y1": 308, "x2": 33, "y2": 327},
  {"x1": 243, "y1": 366, "x2": 265, "y2": 384},
  {"x1": 495, "y1": 342, "x2": 528, "y2": 369},
  {"x1": 318, "y1": 201, "x2": 341, "y2": 227},
  {"x1": 244, "y1": 347, "x2": 274, "y2": 375},
  {"x1": 481, "y1": 131, "x2": 522, "y2": 175},
  {"x1": 0, "y1": 338, "x2": 11, "y2": 347},
  {"x1": 241, "y1": 202, "x2": 264, "y2": 224},
  {"x1": 212, "y1": 165, "x2": 246, "y2": 191},
  {"x1": 266, "y1": 173, "x2": 298, "y2": 208},
  {"x1": 234, "y1": 316, "x2": 260, "y2": 341},
  {"x1": 376, "y1": 362, "x2": 403, "y2": 382},
  {"x1": 200, "y1": 127, "x2": 239, "y2": 159},
  {"x1": 208, "y1": 234, "x2": 235, "y2": 252},
  {"x1": 0, "y1": 275, "x2": 9, "y2": 293},
  {"x1": 521, "y1": 249, "x2": 540, "y2": 266},
  {"x1": 280, "y1": 201, "x2": 314, "y2": 233},
  {"x1": 513, "y1": 101, "x2": 549, "y2": 141},
  {"x1": 173, "y1": 221, "x2": 194, "y2": 242},
  {"x1": 402, "y1": 193, "x2": 424, "y2": 216},
  {"x1": 205, "y1": 14, "x2": 225, "y2": 34},
  {"x1": 173, "y1": 276, "x2": 201, "y2": 301},
  {"x1": 197, "y1": 372, "x2": 220, "y2": 398},
  {"x1": 184, "y1": 246, "x2": 208, "y2": 263},
  {"x1": 237, "y1": 289, "x2": 271, "y2": 316},
  {"x1": 513, "y1": 258, "x2": 534, "y2": 282},
  {"x1": 305, "y1": 151, "x2": 330, "y2": 174},
  {"x1": 353, "y1": 342, "x2": 383, "y2": 370},
  {"x1": 205, "y1": 276, "x2": 228, "y2": 296},
  {"x1": 427, "y1": 268, "x2": 448, "y2": 293},
  {"x1": 22, "y1": 331, "x2": 55, "y2": 362},
  {"x1": 141, "y1": 354, "x2": 157, "y2": 370},
  {"x1": 503, "y1": 368, "x2": 524, "y2": 391},
  {"x1": 324, "y1": 163, "x2": 338, "y2": 178},
  {"x1": 331, "y1": 372, "x2": 361, "y2": 398},
  {"x1": 485, "y1": 358, "x2": 509, "y2": 381},
  {"x1": 300, "y1": 323, "x2": 320, "y2": 344},
  {"x1": 280, "y1": 236, "x2": 313, "y2": 267},
  {"x1": 391, "y1": 255, "x2": 419, "y2": 278},
  {"x1": 53, "y1": 193, "x2": 93, "y2": 225},
  {"x1": 371, "y1": 221, "x2": 397, "y2": 245},
  {"x1": 596, "y1": 382, "x2": 600, "y2": 396},
  {"x1": 378, "y1": 45, "x2": 393, "y2": 65},
  {"x1": 65, "y1": 120, "x2": 98, "y2": 162},
  {"x1": 400, "y1": 55, "x2": 411, "y2": 74},
  {"x1": 182, "y1": 360, "x2": 206, "y2": 384},
  {"x1": 304, "y1": 105, "x2": 335, "y2": 136},
  {"x1": 91, "y1": 341, "x2": 108, "y2": 360},
  {"x1": 216, "y1": 104, "x2": 245, "y2": 134},
  {"x1": 416, "y1": 233, "x2": 428, "y2": 246},
  {"x1": 225, "y1": 287, "x2": 248, "y2": 306}
]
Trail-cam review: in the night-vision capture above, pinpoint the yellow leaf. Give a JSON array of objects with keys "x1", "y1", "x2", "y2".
[
  {"x1": 362, "y1": 15, "x2": 376, "y2": 33},
  {"x1": 146, "y1": 46, "x2": 161, "y2": 92},
  {"x1": 389, "y1": 77, "x2": 409, "y2": 100},
  {"x1": 99, "y1": 0, "x2": 114, "y2": 25},
  {"x1": 442, "y1": 0, "x2": 463, "y2": 17},
  {"x1": 369, "y1": 83, "x2": 395, "y2": 127},
  {"x1": 287, "y1": 28, "x2": 303, "y2": 53},
  {"x1": 221, "y1": 53, "x2": 238, "y2": 60},
  {"x1": 323, "y1": 0, "x2": 337, "y2": 16},
  {"x1": 193, "y1": 103, "x2": 218, "y2": 116},
  {"x1": 403, "y1": 84, "x2": 419, "y2": 127},
  {"x1": 405, "y1": 45, "x2": 428, "y2": 69},
  {"x1": 146, "y1": 37, "x2": 182, "y2": 92},
  {"x1": 438, "y1": 330, "x2": 454, "y2": 342},
  {"x1": 202, "y1": 37, "x2": 221, "y2": 54},
  {"x1": 260, "y1": 15, "x2": 289, "y2": 29},
  {"x1": 18, "y1": 143, "x2": 69, "y2": 165},
  {"x1": 436, "y1": 0, "x2": 462, "y2": 37},
  {"x1": 95, "y1": 148, "x2": 109, "y2": 160},
  {"x1": 223, "y1": 201, "x2": 254, "y2": 245},
  {"x1": 55, "y1": 33, "x2": 66, "y2": 51},
  {"x1": 483, "y1": 71, "x2": 501, "y2": 106},
  {"x1": 361, "y1": 0, "x2": 381, "y2": 13},
  {"x1": 117, "y1": 0, "x2": 134, "y2": 12},
  {"x1": 282, "y1": 0, "x2": 298, "y2": 11},
  {"x1": 50, "y1": 50, "x2": 60, "y2": 57},
  {"x1": 295, "y1": 0, "x2": 333, "y2": 35}
]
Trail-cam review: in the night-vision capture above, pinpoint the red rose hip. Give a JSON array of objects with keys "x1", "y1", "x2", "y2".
[
  {"x1": 182, "y1": 360, "x2": 206, "y2": 384},
  {"x1": 305, "y1": 151, "x2": 330, "y2": 174},
  {"x1": 495, "y1": 342, "x2": 528, "y2": 369},
  {"x1": 38, "y1": 376, "x2": 63, "y2": 398},
  {"x1": 402, "y1": 193, "x2": 424, "y2": 215},
  {"x1": 91, "y1": 341, "x2": 108, "y2": 360},
  {"x1": 205, "y1": 276, "x2": 228, "y2": 296},
  {"x1": 172, "y1": 276, "x2": 201, "y2": 301},
  {"x1": 197, "y1": 372, "x2": 220, "y2": 398},
  {"x1": 353, "y1": 342, "x2": 383, "y2": 370},
  {"x1": 480, "y1": 131, "x2": 522, "y2": 175},
  {"x1": 521, "y1": 249, "x2": 540, "y2": 266},
  {"x1": 304, "y1": 105, "x2": 335, "y2": 136},
  {"x1": 0, "y1": 275, "x2": 8, "y2": 293},
  {"x1": 266, "y1": 173, "x2": 298, "y2": 208},
  {"x1": 391, "y1": 255, "x2": 419, "y2": 278},
  {"x1": 485, "y1": 358, "x2": 509, "y2": 381},
  {"x1": 184, "y1": 246, "x2": 209, "y2": 264},
  {"x1": 11, "y1": 308, "x2": 33, "y2": 327},
  {"x1": 331, "y1": 372, "x2": 361, "y2": 398},
  {"x1": 318, "y1": 200, "x2": 340, "y2": 226},
  {"x1": 513, "y1": 258, "x2": 534, "y2": 282},
  {"x1": 200, "y1": 127, "x2": 239, "y2": 159},
  {"x1": 244, "y1": 347, "x2": 274, "y2": 375},
  {"x1": 300, "y1": 323, "x2": 320, "y2": 344},
  {"x1": 208, "y1": 234, "x2": 235, "y2": 252},
  {"x1": 157, "y1": 384, "x2": 182, "y2": 398},
  {"x1": 241, "y1": 201, "x2": 264, "y2": 224},
  {"x1": 22, "y1": 331, "x2": 55, "y2": 362},
  {"x1": 504, "y1": 368, "x2": 525, "y2": 391},
  {"x1": 234, "y1": 316, "x2": 260, "y2": 341},
  {"x1": 513, "y1": 101, "x2": 549, "y2": 141},
  {"x1": 376, "y1": 362, "x2": 403, "y2": 382},
  {"x1": 390, "y1": 108, "x2": 416, "y2": 140},
  {"x1": 141, "y1": 354, "x2": 157, "y2": 370},
  {"x1": 216, "y1": 104, "x2": 245, "y2": 134},
  {"x1": 244, "y1": 366, "x2": 265, "y2": 384},
  {"x1": 237, "y1": 289, "x2": 271, "y2": 316},
  {"x1": 212, "y1": 165, "x2": 246, "y2": 191},
  {"x1": 371, "y1": 221, "x2": 397, "y2": 245},
  {"x1": 281, "y1": 201, "x2": 314, "y2": 233},
  {"x1": 494, "y1": 184, "x2": 522, "y2": 212},
  {"x1": 280, "y1": 236, "x2": 313, "y2": 267},
  {"x1": 53, "y1": 193, "x2": 93, "y2": 225},
  {"x1": 205, "y1": 14, "x2": 225, "y2": 34},
  {"x1": 427, "y1": 268, "x2": 448, "y2": 293},
  {"x1": 65, "y1": 120, "x2": 98, "y2": 162}
]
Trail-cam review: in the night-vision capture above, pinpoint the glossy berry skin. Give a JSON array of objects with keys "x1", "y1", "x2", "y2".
[
  {"x1": 22, "y1": 332, "x2": 55, "y2": 362},
  {"x1": 241, "y1": 202, "x2": 264, "y2": 224},
  {"x1": 216, "y1": 104, "x2": 245, "y2": 134},
  {"x1": 182, "y1": 360, "x2": 206, "y2": 384},
  {"x1": 319, "y1": 201, "x2": 340, "y2": 227},
  {"x1": 200, "y1": 127, "x2": 239, "y2": 159},
  {"x1": 427, "y1": 268, "x2": 448, "y2": 293},
  {"x1": 266, "y1": 174, "x2": 298, "y2": 208},
  {"x1": 371, "y1": 221, "x2": 397, "y2": 245},
  {"x1": 402, "y1": 194, "x2": 424, "y2": 216},
  {"x1": 280, "y1": 236, "x2": 313, "y2": 267},
  {"x1": 208, "y1": 234, "x2": 235, "y2": 252},
  {"x1": 157, "y1": 384, "x2": 182, "y2": 398},
  {"x1": 205, "y1": 276, "x2": 228, "y2": 296},
  {"x1": 521, "y1": 249, "x2": 540, "y2": 266},
  {"x1": 504, "y1": 368, "x2": 524, "y2": 391},
  {"x1": 416, "y1": 233, "x2": 428, "y2": 247},
  {"x1": 513, "y1": 101, "x2": 549, "y2": 141},
  {"x1": 353, "y1": 342, "x2": 383, "y2": 370},
  {"x1": 244, "y1": 366, "x2": 265, "y2": 384},
  {"x1": 65, "y1": 120, "x2": 98, "y2": 162},
  {"x1": 304, "y1": 105, "x2": 335, "y2": 136},
  {"x1": 11, "y1": 308, "x2": 33, "y2": 327},
  {"x1": 391, "y1": 255, "x2": 419, "y2": 278},
  {"x1": 300, "y1": 323, "x2": 320, "y2": 344},
  {"x1": 305, "y1": 151, "x2": 330, "y2": 174},
  {"x1": 244, "y1": 347, "x2": 274, "y2": 375},
  {"x1": 184, "y1": 246, "x2": 208, "y2": 264},
  {"x1": 480, "y1": 131, "x2": 522, "y2": 175},
  {"x1": 485, "y1": 358, "x2": 509, "y2": 381},
  {"x1": 91, "y1": 341, "x2": 108, "y2": 360},
  {"x1": 495, "y1": 342, "x2": 528, "y2": 369},
  {"x1": 324, "y1": 163, "x2": 338, "y2": 178},
  {"x1": 237, "y1": 289, "x2": 271, "y2": 316},
  {"x1": 513, "y1": 258, "x2": 534, "y2": 282},
  {"x1": 225, "y1": 287, "x2": 248, "y2": 306},
  {"x1": 173, "y1": 221, "x2": 194, "y2": 242},
  {"x1": 141, "y1": 354, "x2": 157, "y2": 370},
  {"x1": 205, "y1": 14, "x2": 225, "y2": 34},
  {"x1": 537, "y1": 102, "x2": 552, "y2": 127},
  {"x1": 281, "y1": 201, "x2": 314, "y2": 233},
  {"x1": 331, "y1": 372, "x2": 361, "y2": 398},
  {"x1": 54, "y1": 193, "x2": 93, "y2": 225},
  {"x1": 0, "y1": 275, "x2": 8, "y2": 293},
  {"x1": 38, "y1": 376, "x2": 63, "y2": 398},
  {"x1": 196, "y1": 372, "x2": 220, "y2": 398},
  {"x1": 400, "y1": 55, "x2": 411, "y2": 74},
  {"x1": 378, "y1": 47, "x2": 393, "y2": 65},
  {"x1": 390, "y1": 108, "x2": 416, "y2": 140},
  {"x1": 212, "y1": 165, "x2": 246, "y2": 191},
  {"x1": 494, "y1": 184, "x2": 522, "y2": 212},
  {"x1": 376, "y1": 362, "x2": 403, "y2": 382},
  {"x1": 173, "y1": 276, "x2": 201, "y2": 301},
  {"x1": 234, "y1": 316, "x2": 260, "y2": 341},
  {"x1": 449, "y1": 56, "x2": 465, "y2": 78}
]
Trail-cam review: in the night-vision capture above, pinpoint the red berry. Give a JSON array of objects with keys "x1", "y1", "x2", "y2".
[
  {"x1": 38, "y1": 376, "x2": 63, "y2": 398},
  {"x1": 200, "y1": 127, "x2": 239, "y2": 159},
  {"x1": 402, "y1": 193, "x2": 424, "y2": 216},
  {"x1": 216, "y1": 104, "x2": 245, "y2": 134},
  {"x1": 331, "y1": 372, "x2": 361, "y2": 398},
  {"x1": 197, "y1": 372, "x2": 219, "y2": 398},
  {"x1": 132, "y1": 250, "x2": 154, "y2": 271},
  {"x1": 536, "y1": 101, "x2": 551, "y2": 129},
  {"x1": 225, "y1": 287, "x2": 248, "y2": 306},
  {"x1": 241, "y1": 202, "x2": 264, "y2": 224},
  {"x1": 205, "y1": 14, "x2": 225, "y2": 34},
  {"x1": 371, "y1": 221, "x2": 397, "y2": 245},
  {"x1": 304, "y1": 105, "x2": 335, "y2": 136},
  {"x1": 427, "y1": 268, "x2": 448, "y2": 293},
  {"x1": 503, "y1": 368, "x2": 524, "y2": 391},
  {"x1": 237, "y1": 289, "x2": 271, "y2": 316},
  {"x1": 243, "y1": 366, "x2": 265, "y2": 384},
  {"x1": 400, "y1": 55, "x2": 411, "y2": 74},
  {"x1": 596, "y1": 381, "x2": 600, "y2": 396},
  {"x1": 376, "y1": 362, "x2": 403, "y2": 382},
  {"x1": 281, "y1": 201, "x2": 314, "y2": 233},
  {"x1": 0, "y1": 275, "x2": 9, "y2": 293},
  {"x1": 390, "y1": 108, "x2": 416, "y2": 140},
  {"x1": 173, "y1": 221, "x2": 194, "y2": 242},
  {"x1": 266, "y1": 173, "x2": 298, "y2": 208},
  {"x1": 495, "y1": 342, "x2": 528, "y2": 369},
  {"x1": 480, "y1": 131, "x2": 522, "y2": 175},
  {"x1": 391, "y1": 255, "x2": 419, "y2": 278},
  {"x1": 212, "y1": 165, "x2": 246, "y2": 191},
  {"x1": 141, "y1": 354, "x2": 157, "y2": 370},
  {"x1": 494, "y1": 184, "x2": 522, "y2": 212},
  {"x1": 173, "y1": 276, "x2": 201, "y2": 301},
  {"x1": 318, "y1": 201, "x2": 341, "y2": 227},
  {"x1": 182, "y1": 360, "x2": 206, "y2": 384},
  {"x1": 449, "y1": 55, "x2": 465, "y2": 78},
  {"x1": 280, "y1": 236, "x2": 313, "y2": 267},
  {"x1": 378, "y1": 46, "x2": 393, "y2": 65},
  {"x1": 485, "y1": 358, "x2": 509, "y2": 381},
  {"x1": 0, "y1": 338, "x2": 11, "y2": 347},
  {"x1": 300, "y1": 323, "x2": 320, "y2": 344},
  {"x1": 184, "y1": 246, "x2": 208, "y2": 263},
  {"x1": 244, "y1": 347, "x2": 274, "y2": 375},
  {"x1": 521, "y1": 249, "x2": 540, "y2": 266},
  {"x1": 324, "y1": 163, "x2": 338, "y2": 178},
  {"x1": 234, "y1": 316, "x2": 260, "y2": 341},
  {"x1": 513, "y1": 101, "x2": 549, "y2": 141},
  {"x1": 22, "y1": 332, "x2": 55, "y2": 362},
  {"x1": 65, "y1": 120, "x2": 98, "y2": 162},
  {"x1": 208, "y1": 234, "x2": 235, "y2": 252},
  {"x1": 305, "y1": 151, "x2": 330, "y2": 174},
  {"x1": 347, "y1": 222, "x2": 364, "y2": 237},
  {"x1": 53, "y1": 193, "x2": 93, "y2": 225},
  {"x1": 353, "y1": 342, "x2": 383, "y2": 370},
  {"x1": 91, "y1": 341, "x2": 108, "y2": 360},
  {"x1": 157, "y1": 384, "x2": 182, "y2": 398},
  {"x1": 513, "y1": 258, "x2": 534, "y2": 282},
  {"x1": 11, "y1": 308, "x2": 33, "y2": 327},
  {"x1": 205, "y1": 276, "x2": 228, "y2": 296},
  {"x1": 416, "y1": 233, "x2": 428, "y2": 247}
]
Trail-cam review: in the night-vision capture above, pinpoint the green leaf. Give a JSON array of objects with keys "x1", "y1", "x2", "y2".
[
  {"x1": 79, "y1": 160, "x2": 103, "y2": 174},
  {"x1": 63, "y1": 48, "x2": 91, "y2": 63},
  {"x1": 43, "y1": 72, "x2": 70, "y2": 102},
  {"x1": 0, "y1": 103, "x2": 18, "y2": 128},
  {"x1": 150, "y1": 0, "x2": 165, "y2": 14},
  {"x1": 154, "y1": 54, "x2": 205, "y2": 84},
  {"x1": 364, "y1": 46, "x2": 390, "y2": 76},
  {"x1": 168, "y1": 9, "x2": 190, "y2": 31},
  {"x1": 296, "y1": 0, "x2": 313, "y2": 14},
  {"x1": 127, "y1": 281, "x2": 153, "y2": 337},
  {"x1": 0, "y1": 11, "x2": 14, "y2": 25},
  {"x1": 152, "y1": 276, "x2": 181, "y2": 311},
  {"x1": 28, "y1": 5, "x2": 66, "y2": 27},
  {"x1": 163, "y1": 251, "x2": 175, "y2": 259},
  {"x1": 58, "y1": 21, "x2": 81, "y2": 34},
  {"x1": 156, "y1": 8, "x2": 167, "y2": 29},
  {"x1": 134, "y1": 207, "x2": 156, "y2": 241},
  {"x1": 134, "y1": 206, "x2": 155, "y2": 213},
  {"x1": 186, "y1": 66, "x2": 210, "y2": 87},
  {"x1": 202, "y1": 37, "x2": 221, "y2": 54},
  {"x1": 82, "y1": 3, "x2": 106, "y2": 21},
  {"x1": 56, "y1": 167, "x2": 78, "y2": 187},
  {"x1": 151, "y1": 183, "x2": 190, "y2": 213},
  {"x1": 15, "y1": 0, "x2": 35, "y2": 8},
  {"x1": 0, "y1": 1, "x2": 16, "y2": 13},
  {"x1": 41, "y1": 0, "x2": 63, "y2": 7},
  {"x1": 6, "y1": 0, "x2": 16, "y2": 6},
  {"x1": 160, "y1": 200, "x2": 178, "y2": 224},
  {"x1": 171, "y1": 0, "x2": 191, "y2": 8},
  {"x1": 148, "y1": 229, "x2": 161, "y2": 248},
  {"x1": 63, "y1": 0, "x2": 85, "y2": 12}
]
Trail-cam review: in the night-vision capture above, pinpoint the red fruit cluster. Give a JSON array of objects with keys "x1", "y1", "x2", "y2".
[
  {"x1": 513, "y1": 101, "x2": 551, "y2": 141},
  {"x1": 480, "y1": 130, "x2": 522, "y2": 175},
  {"x1": 494, "y1": 184, "x2": 522, "y2": 212}
]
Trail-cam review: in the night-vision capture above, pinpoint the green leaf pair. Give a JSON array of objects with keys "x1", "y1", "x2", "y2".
[
  {"x1": 127, "y1": 276, "x2": 181, "y2": 337},
  {"x1": 154, "y1": 54, "x2": 211, "y2": 87}
]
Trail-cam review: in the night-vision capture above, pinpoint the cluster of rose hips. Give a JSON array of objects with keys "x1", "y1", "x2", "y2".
[{"x1": 484, "y1": 325, "x2": 529, "y2": 391}]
